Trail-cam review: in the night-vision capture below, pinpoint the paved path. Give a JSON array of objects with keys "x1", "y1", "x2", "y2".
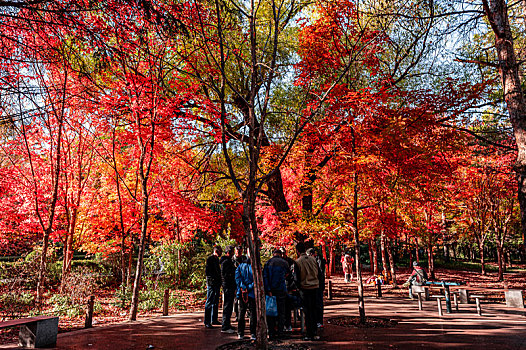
[{"x1": 2, "y1": 293, "x2": 526, "y2": 349}]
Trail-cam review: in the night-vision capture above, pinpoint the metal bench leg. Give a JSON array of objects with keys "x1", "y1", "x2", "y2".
[
  {"x1": 476, "y1": 298, "x2": 482, "y2": 316},
  {"x1": 417, "y1": 293, "x2": 423, "y2": 311},
  {"x1": 437, "y1": 298, "x2": 443, "y2": 316}
]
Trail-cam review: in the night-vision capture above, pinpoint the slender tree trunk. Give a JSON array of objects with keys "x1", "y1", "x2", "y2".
[
  {"x1": 129, "y1": 181, "x2": 150, "y2": 321},
  {"x1": 497, "y1": 245, "x2": 504, "y2": 281},
  {"x1": 329, "y1": 244, "x2": 335, "y2": 275},
  {"x1": 367, "y1": 239, "x2": 374, "y2": 274},
  {"x1": 243, "y1": 183, "x2": 268, "y2": 349},
  {"x1": 36, "y1": 118, "x2": 63, "y2": 304},
  {"x1": 478, "y1": 240, "x2": 487, "y2": 276},
  {"x1": 380, "y1": 233, "x2": 389, "y2": 280},
  {"x1": 372, "y1": 240, "x2": 379, "y2": 275},
  {"x1": 350, "y1": 127, "x2": 365, "y2": 323},
  {"x1": 387, "y1": 239, "x2": 397, "y2": 286},
  {"x1": 415, "y1": 238, "x2": 420, "y2": 264},
  {"x1": 322, "y1": 241, "x2": 329, "y2": 278},
  {"x1": 427, "y1": 243, "x2": 435, "y2": 280},
  {"x1": 60, "y1": 210, "x2": 76, "y2": 292},
  {"x1": 409, "y1": 244, "x2": 413, "y2": 269}
]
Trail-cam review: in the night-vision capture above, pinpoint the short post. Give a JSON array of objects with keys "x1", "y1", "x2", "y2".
[
  {"x1": 85, "y1": 295, "x2": 95, "y2": 328},
  {"x1": 163, "y1": 289, "x2": 169, "y2": 316},
  {"x1": 443, "y1": 281, "x2": 452, "y2": 313},
  {"x1": 453, "y1": 293, "x2": 459, "y2": 311},
  {"x1": 417, "y1": 293, "x2": 423, "y2": 311},
  {"x1": 476, "y1": 297, "x2": 482, "y2": 316},
  {"x1": 376, "y1": 281, "x2": 382, "y2": 298},
  {"x1": 437, "y1": 298, "x2": 443, "y2": 317},
  {"x1": 327, "y1": 280, "x2": 332, "y2": 300}
]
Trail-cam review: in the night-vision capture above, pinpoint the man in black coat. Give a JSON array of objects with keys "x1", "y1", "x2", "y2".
[
  {"x1": 220, "y1": 245, "x2": 237, "y2": 333},
  {"x1": 204, "y1": 246, "x2": 222, "y2": 328}
]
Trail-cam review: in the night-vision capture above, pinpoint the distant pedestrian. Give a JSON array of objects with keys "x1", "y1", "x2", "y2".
[
  {"x1": 220, "y1": 245, "x2": 236, "y2": 333},
  {"x1": 204, "y1": 246, "x2": 222, "y2": 328},
  {"x1": 295, "y1": 242, "x2": 319, "y2": 341},
  {"x1": 235, "y1": 256, "x2": 257, "y2": 340},
  {"x1": 307, "y1": 248, "x2": 326, "y2": 328},
  {"x1": 341, "y1": 252, "x2": 354, "y2": 282},
  {"x1": 263, "y1": 248, "x2": 289, "y2": 339}
]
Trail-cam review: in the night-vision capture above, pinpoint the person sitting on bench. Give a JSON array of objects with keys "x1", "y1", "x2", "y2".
[{"x1": 405, "y1": 261, "x2": 428, "y2": 299}]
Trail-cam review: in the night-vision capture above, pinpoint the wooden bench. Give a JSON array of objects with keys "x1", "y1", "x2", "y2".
[{"x1": 0, "y1": 316, "x2": 58, "y2": 348}]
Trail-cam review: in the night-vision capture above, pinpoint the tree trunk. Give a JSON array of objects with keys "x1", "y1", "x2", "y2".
[
  {"x1": 329, "y1": 243, "x2": 335, "y2": 275},
  {"x1": 243, "y1": 183, "x2": 268, "y2": 350},
  {"x1": 409, "y1": 244, "x2": 413, "y2": 268},
  {"x1": 372, "y1": 240, "x2": 379, "y2": 275},
  {"x1": 367, "y1": 239, "x2": 374, "y2": 274},
  {"x1": 497, "y1": 245, "x2": 504, "y2": 281},
  {"x1": 415, "y1": 238, "x2": 420, "y2": 264},
  {"x1": 483, "y1": 0, "x2": 526, "y2": 253},
  {"x1": 129, "y1": 183, "x2": 150, "y2": 321},
  {"x1": 478, "y1": 241, "x2": 487, "y2": 276},
  {"x1": 380, "y1": 233, "x2": 389, "y2": 281},
  {"x1": 350, "y1": 127, "x2": 365, "y2": 323},
  {"x1": 322, "y1": 241, "x2": 330, "y2": 278},
  {"x1": 427, "y1": 243, "x2": 435, "y2": 280},
  {"x1": 387, "y1": 239, "x2": 397, "y2": 286}
]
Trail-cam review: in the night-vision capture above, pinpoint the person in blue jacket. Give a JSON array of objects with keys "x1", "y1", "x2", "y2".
[
  {"x1": 235, "y1": 257, "x2": 257, "y2": 340},
  {"x1": 263, "y1": 248, "x2": 289, "y2": 339}
]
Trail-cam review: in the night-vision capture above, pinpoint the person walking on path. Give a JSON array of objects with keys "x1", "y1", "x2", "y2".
[
  {"x1": 405, "y1": 261, "x2": 428, "y2": 299},
  {"x1": 263, "y1": 248, "x2": 289, "y2": 339},
  {"x1": 235, "y1": 256, "x2": 257, "y2": 340},
  {"x1": 295, "y1": 242, "x2": 319, "y2": 341},
  {"x1": 233, "y1": 246, "x2": 247, "y2": 322},
  {"x1": 341, "y1": 252, "x2": 354, "y2": 282},
  {"x1": 204, "y1": 246, "x2": 222, "y2": 328},
  {"x1": 307, "y1": 248, "x2": 326, "y2": 328},
  {"x1": 220, "y1": 245, "x2": 236, "y2": 333}
]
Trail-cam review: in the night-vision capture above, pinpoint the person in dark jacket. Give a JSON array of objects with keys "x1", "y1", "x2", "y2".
[
  {"x1": 307, "y1": 247, "x2": 326, "y2": 328},
  {"x1": 220, "y1": 245, "x2": 236, "y2": 333},
  {"x1": 235, "y1": 257, "x2": 257, "y2": 340},
  {"x1": 204, "y1": 246, "x2": 222, "y2": 328},
  {"x1": 263, "y1": 248, "x2": 289, "y2": 338}
]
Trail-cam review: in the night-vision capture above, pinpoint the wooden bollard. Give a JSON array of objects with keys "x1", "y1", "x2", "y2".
[
  {"x1": 85, "y1": 295, "x2": 95, "y2": 328},
  {"x1": 417, "y1": 293, "x2": 423, "y2": 311},
  {"x1": 327, "y1": 280, "x2": 332, "y2": 300},
  {"x1": 163, "y1": 289, "x2": 169, "y2": 316},
  {"x1": 437, "y1": 298, "x2": 443, "y2": 316}
]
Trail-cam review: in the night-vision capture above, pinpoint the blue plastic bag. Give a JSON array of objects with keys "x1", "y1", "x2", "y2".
[{"x1": 266, "y1": 295, "x2": 278, "y2": 317}]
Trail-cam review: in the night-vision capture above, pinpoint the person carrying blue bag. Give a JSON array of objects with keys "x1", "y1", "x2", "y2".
[
  {"x1": 263, "y1": 248, "x2": 289, "y2": 339},
  {"x1": 235, "y1": 256, "x2": 257, "y2": 340}
]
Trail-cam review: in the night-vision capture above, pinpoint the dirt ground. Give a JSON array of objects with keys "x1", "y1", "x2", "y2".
[{"x1": 1, "y1": 265, "x2": 525, "y2": 347}]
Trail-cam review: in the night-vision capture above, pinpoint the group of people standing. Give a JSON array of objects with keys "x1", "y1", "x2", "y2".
[{"x1": 204, "y1": 242, "x2": 326, "y2": 341}]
